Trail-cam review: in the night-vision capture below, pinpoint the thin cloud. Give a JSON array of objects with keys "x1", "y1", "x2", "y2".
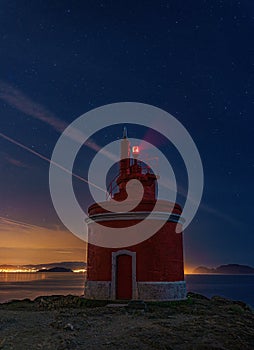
[
  {"x1": 0, "y1": 80, "x2": 67, "y2": 132},
  {"x1": 0, "y1": 80, "x2": 117, "y2": 161},
  {"x1": 0, "y1": 216, "x2": 50, "y2": 230},
  {"x1": 2, "y1": 153, "x2": 29, "y2": 168},
  {"x1": 0, "y1": 132, "x2": 106, "y2": 193},
  {"x1": 0, "y1": 216, "x2": 79, "y2": 247},
  {"x1": 159, "y1": 176, "x2": 243, "y2": 228},
  {"x1": 198, "y1": 201, "x2": 244, "y2": 228},
  {"x1": 0, "y1": 216, "x2": 86, "y2": 264},
  {"x1": 1, "y1": 81, "x2": 238, "y2": 228}
]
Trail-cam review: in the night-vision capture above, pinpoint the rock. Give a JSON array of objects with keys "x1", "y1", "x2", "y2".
[
  {"x1": 211, "y1": 296, "x2": 232, "y2": 304},
  {"x1": 0, "y1": 338, "x2": 6, "y2": 349},
  {"x1": 187, "y1": 292, "x2": 210, "y2": 300},
  {"x1": 232, "y1": 300, "x2": 253, "y2": 312},
  {"x1": 64, "y1": 323, "x2": 74, "y2": 331}
]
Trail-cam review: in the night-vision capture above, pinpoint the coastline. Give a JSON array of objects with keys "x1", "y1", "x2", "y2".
[
  {"x1": 0, "y1": 293, "x2": 253, "y2": 349},
  {"x1": 1, "y1": 273, "x2": 254, "y2": 307}
]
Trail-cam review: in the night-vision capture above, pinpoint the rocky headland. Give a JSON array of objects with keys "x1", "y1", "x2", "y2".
[{"x1": 0, "y1": 293, "x2": 253, "y2": 349}]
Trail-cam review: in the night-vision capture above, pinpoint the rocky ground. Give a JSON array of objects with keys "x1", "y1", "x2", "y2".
[{"x1": 0, "y1": 293, "x2": 253, "y2": 350}]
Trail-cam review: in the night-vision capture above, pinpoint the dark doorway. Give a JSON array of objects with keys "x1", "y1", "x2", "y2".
[{"x1": 116, "y1": 254, "x2": 132, "y2": 299}]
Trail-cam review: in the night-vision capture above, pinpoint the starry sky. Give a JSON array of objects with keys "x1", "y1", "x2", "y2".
[{"x1": 0, "y1": 0, "x2": 253, "y2": 270}]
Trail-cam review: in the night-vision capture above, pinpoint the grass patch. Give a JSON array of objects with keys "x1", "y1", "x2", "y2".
[{"x1": 147, "y1": 297, "x2": 194, "y2": 308}]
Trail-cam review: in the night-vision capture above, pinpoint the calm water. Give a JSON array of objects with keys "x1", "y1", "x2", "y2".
[
  {"x1": 0, "y1": 273, "x2": 86, "y2": 303},
  {"x1": 0, "y1": 273, "x2": 254, "y2": 307},
  {"x1": 185, "y1": 274, "x2": 254, "y2": 307}
]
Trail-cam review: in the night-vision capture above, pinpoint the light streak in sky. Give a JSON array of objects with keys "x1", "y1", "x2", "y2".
[
  {"x1": 0, "y1": 216, "x2": 46, "y2": 230},
  {"x1": 0, "y1": 132, "x2": 106, "y2": 193},
  {"x1": 0, "y1": 80, "x2": 118, "y2": 162}
]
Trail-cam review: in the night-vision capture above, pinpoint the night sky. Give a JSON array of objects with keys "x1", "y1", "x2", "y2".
[{"x1": 0, "y1": 1, "x2": 253, "y2": 270}]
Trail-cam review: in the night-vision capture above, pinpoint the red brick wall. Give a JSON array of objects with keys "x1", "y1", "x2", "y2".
[{"x1": 87, "y1": 218, "x2": 184, "y2": 282}]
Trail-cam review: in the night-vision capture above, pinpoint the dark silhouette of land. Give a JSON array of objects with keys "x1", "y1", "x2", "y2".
[
  {"x1": 37, "y1": 267, "x2": 73, "y2": 273},
  {"x1": 194, "y1": 264, "x2": 254, "y2": 274}
]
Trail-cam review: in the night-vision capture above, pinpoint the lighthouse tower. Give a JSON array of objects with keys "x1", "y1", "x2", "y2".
[{"x1": 85, "y1": 129, "x2": 186, "y2": 301}]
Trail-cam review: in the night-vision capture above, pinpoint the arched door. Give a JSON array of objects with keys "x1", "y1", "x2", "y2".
[{"x1": 116, "y1": 254, "x2": 132, "y2": 299}]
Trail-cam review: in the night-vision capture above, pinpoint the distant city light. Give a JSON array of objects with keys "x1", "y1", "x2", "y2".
[
  {"x1": 0, "y1": 268, "x2": 37, "y2": 273},
  {"x1": 73, "y1": 269, "x2": 86, "y2": 273}
]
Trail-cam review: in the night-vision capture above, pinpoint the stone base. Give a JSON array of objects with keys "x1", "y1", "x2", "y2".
[
  {"x1": 137, "y1": 281, "x2": 186, "y2": 301},
  {"x1": 85, "y1": 280, "x2": 186, "y2": 301},
  {"x1": 85, "y1": 281, "x2": 111, "y2": 300}
]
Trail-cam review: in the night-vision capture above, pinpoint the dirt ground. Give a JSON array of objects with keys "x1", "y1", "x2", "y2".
[{"x1": 0, "y1": 293, "x2": 254, "y2": 350}]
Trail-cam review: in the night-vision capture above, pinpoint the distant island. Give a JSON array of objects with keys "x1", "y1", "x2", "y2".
[
  {"x1": 37, "y1": 267, "x2": 73, "y2": 273},
  {"x1": 193, "y1": 264, "x2": 254, "y2": 274}
]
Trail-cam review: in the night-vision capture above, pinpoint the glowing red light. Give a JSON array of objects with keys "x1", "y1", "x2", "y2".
[{"x1": 132, "y1": 146, "x2": 140, "y2": 154}]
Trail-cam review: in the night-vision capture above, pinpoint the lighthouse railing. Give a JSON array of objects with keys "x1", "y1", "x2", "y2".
[{"x1": 106, "y1": 158, "x2": 159, "y2": 200}]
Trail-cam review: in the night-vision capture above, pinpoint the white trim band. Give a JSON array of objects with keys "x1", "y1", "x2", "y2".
[{"x1": 86, "y1": 211, "x2": 185, "y2": 225}]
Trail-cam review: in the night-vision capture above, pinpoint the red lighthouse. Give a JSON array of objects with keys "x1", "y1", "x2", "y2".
[{"x1": 85, "y1": 129, "x2": 186, "y2": 300}]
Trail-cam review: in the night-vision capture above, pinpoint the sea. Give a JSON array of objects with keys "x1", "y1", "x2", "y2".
[{"x1": 0, "y1": 273, "x2": 254, "y2": 308}]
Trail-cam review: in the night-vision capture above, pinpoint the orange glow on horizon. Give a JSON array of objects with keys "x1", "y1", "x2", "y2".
[
  {"x1": 0, "y1": 217, "x2": 86, "y2": 265},
  {"x1": 184, "y1": 266, "x2": 195, "y2": 274}
]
